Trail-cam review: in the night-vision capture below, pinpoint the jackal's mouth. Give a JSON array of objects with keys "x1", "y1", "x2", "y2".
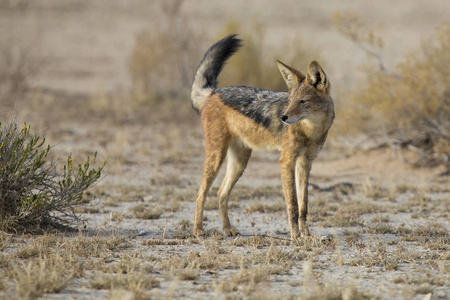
[{"x1": 281, "y1": 115, "x2": 306, "y2": 125}]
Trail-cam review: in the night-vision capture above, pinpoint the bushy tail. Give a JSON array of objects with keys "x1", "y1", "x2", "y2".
[{"x1": 191, "y1": 34, "x2": 242, "y2": 113}]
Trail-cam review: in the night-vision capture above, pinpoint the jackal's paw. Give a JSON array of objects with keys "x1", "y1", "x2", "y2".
[
  {"x1": 300, "y1": 226, "x2": 311, "y2": 237},
  {"x1": 291, "y1": 233, "x2": 302, "y2": 242},
  {"x1": 290, "y1": 226, "x2": 310, "y2": 242},
  {"x1": 223, "y1": 227, "x2": 239, "y2": 237},
  {"x1": 194, "y1": 228, "x2": 205, "y2": 237}
]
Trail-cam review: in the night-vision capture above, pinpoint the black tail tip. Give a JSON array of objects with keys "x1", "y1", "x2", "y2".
[{"x1": 219, "y1": 33, "x2": 242, "y2": 48}]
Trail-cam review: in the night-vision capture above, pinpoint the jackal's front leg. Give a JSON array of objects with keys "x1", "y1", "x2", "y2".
[
  {"x1": 296, "y1": 156, "x2": 312, "y2": 237},
  {"x1": 280, "y1": 155, "x2": 300, "y2": 240}
]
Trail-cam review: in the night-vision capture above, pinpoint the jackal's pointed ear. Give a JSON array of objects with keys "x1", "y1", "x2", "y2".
[
  {"x1": 276, "y1": 60, "x2": 305, "y2": 90},
  {"x1": 306, "y1": 61, "x2": 329, "y2": 93}
]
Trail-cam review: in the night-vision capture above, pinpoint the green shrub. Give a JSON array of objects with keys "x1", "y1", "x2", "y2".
[
  {"x1": 0, "y1": 121, "x2": 104, "y2": 231},
  {"x1": 334, "y1": 12, "x2": 450, "y2": 169}
]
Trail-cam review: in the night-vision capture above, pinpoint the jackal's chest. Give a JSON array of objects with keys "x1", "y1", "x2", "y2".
[{"x1": 299, "y1": 119, "x2": 325, "y2": 141}]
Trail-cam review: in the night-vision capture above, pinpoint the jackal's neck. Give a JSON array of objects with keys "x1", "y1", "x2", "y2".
[{"x1": 294, "y1": 109, "x2": 333, "y2": 141}]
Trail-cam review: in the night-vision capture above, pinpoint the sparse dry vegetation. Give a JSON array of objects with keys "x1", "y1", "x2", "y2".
[
  {"x1": 243, "y1": 202, "x2": 285, "y2": 214},
  {"x1": 0, "y1": 179, "x2": 448, "y2": 298},
  {"x1": 303, "y1": 282, "x2": 380, "y2": 300},
  {"x1": 127, "y1": 0, "x2": 202, "y2": 102},
  {"x1": 0, "y1": 122, "x2": 104, "y2": 232},
  {"x1": 334, "y1": 12, "x2": 450, "y2": 171},
  {"x1": 6, "y1": 254, "x2": 82, "y2": 300},
  {"x1": 90, "y1": 271, "x2": 159, "y2": 299},
  {"x1": 129, "y1": 204, "x2": 163, "y2": 220},
  {"x1": 0, "y1": 1, "x2": 448, "y2": 299},
  {"x1": 0, "y1": 28, "x2": 45, "y2": 103}
]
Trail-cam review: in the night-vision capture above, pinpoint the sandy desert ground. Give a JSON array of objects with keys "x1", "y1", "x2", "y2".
[{"x1": 0, "y1": 1, "x2": 449, "y2": 299}]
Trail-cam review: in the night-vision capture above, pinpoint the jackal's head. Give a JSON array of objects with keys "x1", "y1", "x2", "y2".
[{"x1": 276, "y1": 60, "x2": 331, "y2": 125}]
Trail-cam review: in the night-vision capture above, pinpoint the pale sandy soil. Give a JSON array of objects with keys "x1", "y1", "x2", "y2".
[
  {"x1": 0, "y1": 1, "x2": 449, "y2": 299},
  {"x1": 1, "y1": 112, "x2": 447, "y2": 299}
]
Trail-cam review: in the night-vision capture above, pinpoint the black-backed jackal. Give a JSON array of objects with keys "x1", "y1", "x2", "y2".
[{"x1": 191, "y1": 35, "x2": 334, "y2": 240}]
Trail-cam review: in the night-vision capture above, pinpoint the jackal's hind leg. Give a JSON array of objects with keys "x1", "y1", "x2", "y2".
[
  {"x1": 217, "y1": 139, "x2": 251, "y2": 237},
  {"x1": 194, "y1": 146, "x2": 228, "y2": 237}
]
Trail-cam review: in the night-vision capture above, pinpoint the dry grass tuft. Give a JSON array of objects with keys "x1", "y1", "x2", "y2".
[
  {"x1": 173, "y1": 219, "x2": 193, "y2": 239},
  {"x1": 12, "y1": 234, "x2": 65, "y2": 259},
  {"x1": 90, "y1": 272, "x2": 159, "y2": 299},
  {"x1": 231, "y1": 265, "x2": 271, "y2": 293},
  {"x1": 320, "y1": 201, "x2": 380, "y2": 228},
  {"x1": 304, "y1": 281, "x2": 380, "y2": 300},
  {"x1": 149, "y1": 173, "x2": 181, "y2": 186},
  {"x1": 110, "y1": 212, "x2": 125, "y2": 222},
  {"x1": 7, "y1": 254, "x2": 82, "y2": 299},
  {"x1": 250, "y1": 243, "x2": 299, "y2": 273},
  {"x1": 0, "y1": 231, "x2": 11, "y2": 251},
  {"x1": 62, "y1": 235, "x2": 130, "y2": 258},
  {"x1": 365, "y1": 223, "x2": 397, "y2": 235},
  {"x1": 343, "y1": 229, "x2": 364, "y2": 248},
  {"x1": 74, "y1": 205, "x2": 102, "y2": 214},
  {"x1": 231, "y1": 235, "x2": 289, "y2": 248},
  {"x1": 14, "y1": 244, "x2": 51, "y2": 260},
  {"x1": 215, "y1": 266, "x2": 272, "y2": 295},
  {"x1": 172, "y1": 268, "x2": 200, "y2": 281},
  {"x1": 243, "y1": 202, "x2": 285, "y2": 214},
  {"x1": 100, "y1": 253, "x2": 152, "y2": 275},
  {"x1": 349, "y1": 241, "x2": 399, "y2": 270},
  {"x1": 394, "y1": 271, "x2": 448, "y2": 295},
  {"x1": 129, "y1": 204, "x2": 163, "y2": 220},
  {"x1": 361, "y1": 178, "x2": 387, "y2": 199},
  {"x1": 393, "y1": 272, "x2": 447, "y2": 287},
  {"x1": 399, "y1": 222, "x2": 448, "y2": 239}
]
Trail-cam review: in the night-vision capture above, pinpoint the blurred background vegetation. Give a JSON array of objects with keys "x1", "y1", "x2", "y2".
[
  {"x1": 0, "y1": 0, "x2": 449, "y2": 173},
  {"x1": 333, "y1": 12, "x2": 450, "y2": 169}
]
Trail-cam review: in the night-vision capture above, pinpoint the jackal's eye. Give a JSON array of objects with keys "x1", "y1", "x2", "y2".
[{"x1": 300, "y1": 99, "x2": 306, "y2": 104}]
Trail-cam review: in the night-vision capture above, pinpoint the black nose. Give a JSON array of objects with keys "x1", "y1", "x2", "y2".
[{"x1": 280, "y1": 115, "x2": 288, "y2": 122}]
